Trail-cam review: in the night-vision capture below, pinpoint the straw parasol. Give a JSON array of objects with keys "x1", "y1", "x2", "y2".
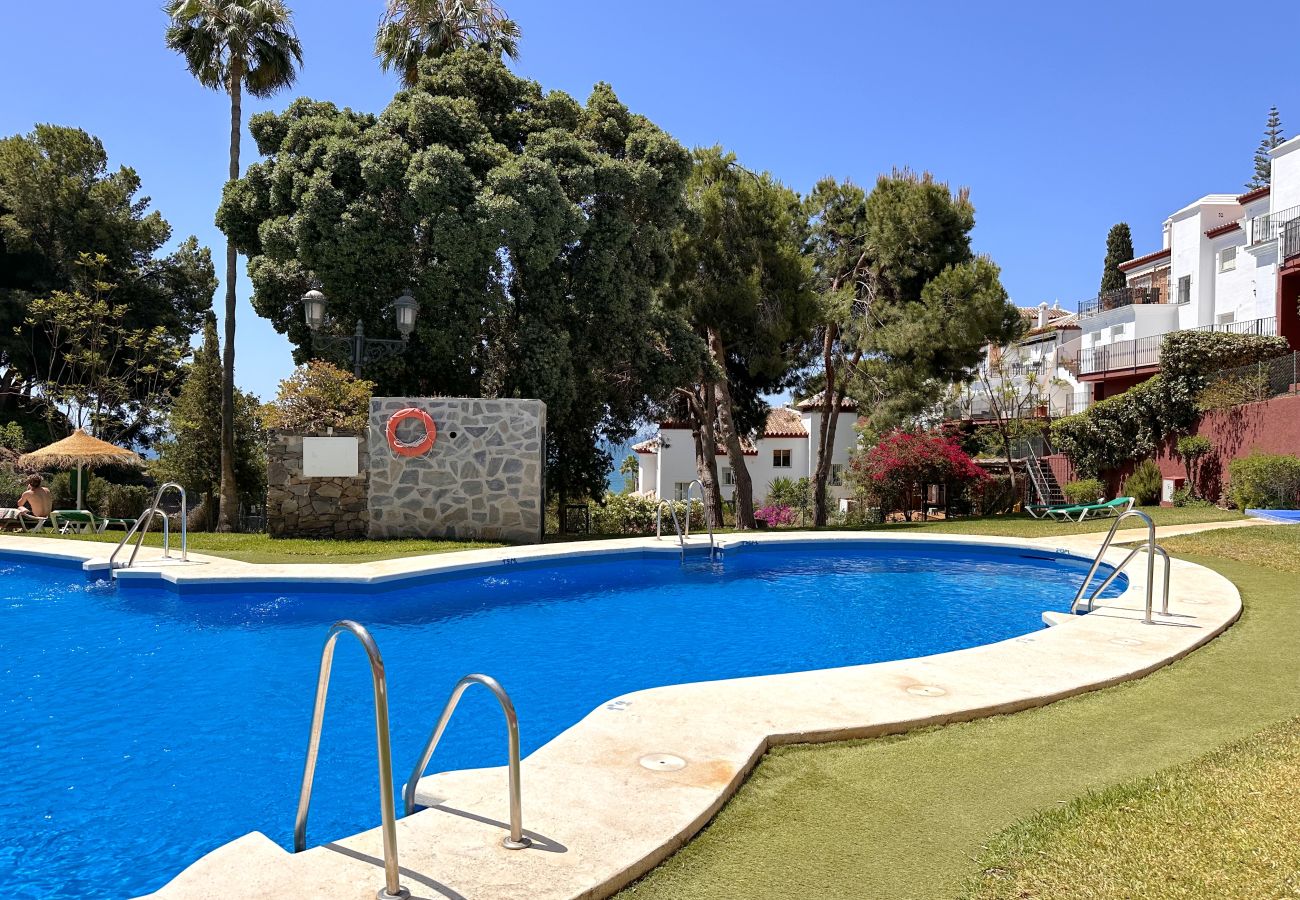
[{"x1": 18, "y1": 429, "x2": 145, "y2": 509}]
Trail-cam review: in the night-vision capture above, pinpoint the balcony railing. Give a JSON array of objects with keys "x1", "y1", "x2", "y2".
[
  {"x1": 1078, "y1": 334, "x2": 1162, "y2": 375},
  {"x1": 1078, "y1": 285, "x2": 1165, "y2": 319},
  {"x1": 942, "y1": 391, "x2": 1091, "y2": 422},
  {"x1": 1284, "y1": 217, "x2": 1300, "y2": 260},
  {"x1": 1249, "y1": 204, "x2": 1300, "y2": 246},
  {"x1": 1189, "y1": 316, "x2": 1277, "y2": 338}
]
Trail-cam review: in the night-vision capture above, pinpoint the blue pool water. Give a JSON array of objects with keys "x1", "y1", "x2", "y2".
[{"x1": 0, "y1": 542, "x2": 1121, "y2": 899}]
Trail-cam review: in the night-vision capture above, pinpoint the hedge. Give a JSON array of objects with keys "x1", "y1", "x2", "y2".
[{"x1": 1052, "y1": 331, "x2": 1289, "y2": 478}]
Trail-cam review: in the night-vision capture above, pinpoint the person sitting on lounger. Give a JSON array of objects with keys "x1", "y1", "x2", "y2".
[{"x1": 17, "y1": 475, "x2": 51, "y2": 519}]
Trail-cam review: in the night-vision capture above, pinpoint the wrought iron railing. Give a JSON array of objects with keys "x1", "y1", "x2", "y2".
[
  {"x1": 1078, "y1": 334, "x2": 1162, "y2": 375},
  {"x1": 1078, "y1": 285, "x2": 1165, "y2": 319},
  {"x1": 1284, "y1": 217, "x2": 1300, "y2": 260},
  {"x1": 1249, "y1": 205, "x2": 1300, "y2": 245},
  {"x1": 1189, "y1": 316, "x2": 1277, "y2": 338}
]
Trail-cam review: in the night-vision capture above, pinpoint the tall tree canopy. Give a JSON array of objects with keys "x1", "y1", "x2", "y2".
[
  {"x1": 802, "y1": 170, "x2": 1021, "y2": 524},
  {"x1": 1099, "y1": 222, "x2": 1134, "y2": 293},
  {"x1": 219, "y1": 48, "x2": 698, "y2": 503},
  {"x1": 665, "y1": 147, "x2": 816, "y2": 528},
  {"x1": 376, "y1": 0, "x2": 520, "y2": 85},
  {"x1": 1248, "y1": 106, "x2": 1286, "y2": 189},
  {"x1": 0, "y1": 124, "x2": 215, "y2": 442},
  {"x1": 165, "y1": 0, "x2": 303, "y2": 530}
]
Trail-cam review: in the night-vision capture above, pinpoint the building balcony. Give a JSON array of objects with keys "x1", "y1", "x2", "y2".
[
  {"x1": 1284, "y1": 217, "x2": 1300, "y2": 261},
  {"x1": 1078, "y1": 335, "x2": 1162, "y2": 376},
  {"x1": 1189, "y1": 316, "x2": 1278, "y2": 338},
  {"x1": 1249, "y1": 204, "x2": 1300, "y2": 247},
  {"x1": 1077, "y1": 285, "x2": 1165, "y2": 319}
]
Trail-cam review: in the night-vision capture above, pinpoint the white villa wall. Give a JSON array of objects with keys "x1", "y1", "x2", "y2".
[
  {"x1": 1080, "y1": 304, "x2": 1179, "y2": 347},
  {"x1": 637, "y1": 410, "x2": 858, "y2": 507},
  {"x1": 1271, "y1": 136, "x2": 1300, "y2": 212},
  {"x1": 1214, "y1": 228, "x2": 1276, "y2": 325}
]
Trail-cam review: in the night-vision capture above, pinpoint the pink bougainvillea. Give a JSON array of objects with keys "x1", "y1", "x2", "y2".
[
  {"x1": 754, "y1": 505, "x2": 797, "y2": 527},
  {"x1": 850, "y1": 429, "x2": 988, "y2": 516}
]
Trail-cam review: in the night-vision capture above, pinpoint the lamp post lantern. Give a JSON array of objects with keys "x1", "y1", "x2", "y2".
[{"x1": 301, "y1": 290, "x2": 419, "y2": 377}]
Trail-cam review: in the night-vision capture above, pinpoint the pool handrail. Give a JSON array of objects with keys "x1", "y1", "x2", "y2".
[
  {"x1": 655, "y1": 498, "x2": 686, "y2": 558},
  {"x1": 684, "y1": 478, "x2": 716, "y2": 559},
  {"x1": 109, "y1": 481, "x2": 187, "y2": 569},
  {"x1": 294, "y1": 620, "x2": 408, "y2": 900},
  {"x1": 402, "y1": 673, "x2": 529, "y2": 850},
  {"x1": 1068, "y1": 509, "x2": 1165, "y2": 624}
]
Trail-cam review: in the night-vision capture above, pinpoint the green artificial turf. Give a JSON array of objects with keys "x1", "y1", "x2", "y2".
[
  {"x1": 15, "y1": 529, "x2": 500, "y2": 563},
  {"x1": 964, "y1": 716, "x2": 1300, "y2": 900},
  {"x1": 617, "y1": 526, "x2": 1300, "y2": 900}
]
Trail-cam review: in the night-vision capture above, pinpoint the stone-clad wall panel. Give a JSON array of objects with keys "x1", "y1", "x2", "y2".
[
  {"x1": 367, "y1": 398, "x2": 545, "y2": 543},
  {"x1": 266, "y1": 430, "x2": 369, "y2": 539}
]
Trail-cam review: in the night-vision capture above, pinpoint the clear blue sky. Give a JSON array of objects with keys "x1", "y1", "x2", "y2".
[{"x1": 3, "y1": 1, "x2": 1297, "y2": 402}]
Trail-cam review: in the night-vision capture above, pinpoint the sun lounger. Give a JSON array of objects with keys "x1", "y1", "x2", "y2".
[
  {"x1": 0, "y1": 508, "x2": 48, "y2": 532},
  {"x1": 50, "y1": 509, "x2": 102, "y2": 534},
  {"x1": 98, "y1": 516, "x2": 138, "y2": 532},
  {"x1": 1043, "y1": 496, "x2": 1135, "y2": 523}
]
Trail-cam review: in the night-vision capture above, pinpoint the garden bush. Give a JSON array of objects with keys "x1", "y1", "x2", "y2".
[
  {"x1": 1063, "y1": 478, "x2": 1104, "y2": 505},
  {"x1": 0, "y1": 422, "x2": 26, "y2": 452},
  {"x1": 765, "y1": 477, "x2": 812, "y2": 522},
  {"x1": 50, "y1": 471, "x2": 106, "y2": 511},
  {"x1": 0, "y1": 468, "x2": 26, "y2": 506},
  {"x1": 972, "y1": 474, "x2": 1019, "y2": 516},
  {"x1": 754, "y1": 505, "x2": 796, "y2": 527},
  {"x1": 97, "y1": 483, "x2": 155, "y2": 519},
  {"x1": 590, "y1": 492, "x2": 704, "y2": 535},
  {"x1": 1171, "y1": 485, "x2": 1214, "y2": 508},
  {"x1": 850, "y1": 430, "x2": 987, "y2": 521},
  {"x1": 1227, "y1": 452, "x2": 1300, "y2": 510},
  {"x1": 1122, "y1": 458, "x2": 1163, "y2": 505},
  {"x1": 1052, "y1": 331, "x2": 1289, "y2": 479},
  {"x1": 1175, "y1": 434, "x2": 1213, "y2": 497}
]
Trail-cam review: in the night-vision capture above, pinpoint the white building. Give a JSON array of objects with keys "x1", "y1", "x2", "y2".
[
  {"x1": 1060, "y1": 135, "x2": 1300, "y2": 401},
  {"x1": 633, "y1": 398, "x2": 860, "y2": 505},
  {"x1": 949, "y1": 302, "x2": 1091, "y2": 423}
]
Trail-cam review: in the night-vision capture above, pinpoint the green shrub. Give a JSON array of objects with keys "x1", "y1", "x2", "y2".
[
  {"x1": 1063, "y1": 478, "x2": 1104, "y2": 505},
  {"x1": 1227, "y1": 451, "x2": 1300, "y2": 510},
  {"x1": 49, "y1": 471, "x2": 107, "y2": 511},
  {"x1": 1196, "y1": 372, "x2": 1270, "y2": 411},
  {"x1": 1122, "y1": 458, "x2": 1163, "y2": 505},
  {"x1": 0, "y1": 422, "x2": 26, "y2": 452},
  {"x1": 765, "y1": 476, "x2": 812, "y2": 525},
  {"x1": 590, "y1": 492, "x2": 704, "y2": 535},
  {"x1": 1175, "y1": 434, "x2": 1213, "y2": 497},
  {"x1": 1052, "y1": 331, "x2": 1289, "y2": 479},
  {"x1": 1171, "y1": 485, "x2": 1214, "y2": 508},
  {"x1": 97, "y1": 483, "x2": 154, "y2": 518},
  {"x1": 974, "y1": 474, "x2": 1019, "y2": 516},
  {"x1": 0, "y1": 468, "x2": 26, "y2": 506}
]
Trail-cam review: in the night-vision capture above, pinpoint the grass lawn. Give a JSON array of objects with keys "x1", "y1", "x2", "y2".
[
  {"x1": 965, "y1": 716, "x2": 1300, "y2": 899},
  {"x1": 616, "y1": 525, "x2": 1300, "y2": 900},
  {"x1": 16, "y1": 530, "x2": 502, "y2": 564},
  {"x1": 10, "y1": 505, "x2": 1242, "y2": 564}
]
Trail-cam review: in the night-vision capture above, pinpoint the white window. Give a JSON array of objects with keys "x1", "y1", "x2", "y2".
[
  {"x1": 1177, "y1": 275, "x2": 1192, "y2": 304},
  {"x1": 772, "y1": 449, "x2": 792, "y2": 468},
  {"x1": 1109, "y1": 324, "x2": 1124, "y2": 340},
  {"x1": 673, "y1": 482, "x2": 691, "y2": 501},
  {"x1": 1219, "y1": 246, "x2": 1237, "y2": 273},
  {"x1": 830, "y1": 463, "x2": 844, "y2": 487},
  {"x1": 721, "y1": 467, "x2": 734, "y2": 486}
]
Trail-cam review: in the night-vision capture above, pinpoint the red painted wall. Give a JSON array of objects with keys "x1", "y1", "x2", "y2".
[{"x1": 1103, "y1": 392, "x2": 1300, "y2": 501}]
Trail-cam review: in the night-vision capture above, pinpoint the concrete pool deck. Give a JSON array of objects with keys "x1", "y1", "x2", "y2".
[{"x1": 0, "y1": 523, "x2": 1253, "y2": 900}]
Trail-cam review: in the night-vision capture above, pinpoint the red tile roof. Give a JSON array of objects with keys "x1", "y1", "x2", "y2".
[
  {"x1": 1237, "y1": 185, "x2": 1270, "y2": 205},
  {"x1": 1205, "y1": 220, "x2": 1242, "y2": 239},
  {"x1": 1117, "y1": 247, "x2": 1172, "y2": 272}
]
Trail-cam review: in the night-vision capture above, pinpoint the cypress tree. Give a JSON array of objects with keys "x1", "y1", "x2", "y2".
[
  {"x1": 1099, "y1": 223, "x2": 1134, "y2": 293},
  {"x1": 1248, "y1": 106, "x2": 1286, "y2": 189}
]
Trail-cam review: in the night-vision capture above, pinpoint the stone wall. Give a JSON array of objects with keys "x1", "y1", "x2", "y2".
[
  {"x1": 266, "y1": 430, "x2": 369, "y2": 539},
  {"x1": 368, "y1": 397, "x2": 545, "y2": 543}
]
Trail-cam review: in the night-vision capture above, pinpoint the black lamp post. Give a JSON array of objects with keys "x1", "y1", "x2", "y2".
[{"x1": 302, "y1": 289, "x2": 419, "y2": 377}]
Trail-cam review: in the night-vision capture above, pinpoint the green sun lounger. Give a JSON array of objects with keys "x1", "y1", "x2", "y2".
[
  {"x1": 50, "y1": 509, "x2": 102, "y2": 534},
  {"x1": 1042, "y1": 496, "x2": 1135, "y2": 523}
]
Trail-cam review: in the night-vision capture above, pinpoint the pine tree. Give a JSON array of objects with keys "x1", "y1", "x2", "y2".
[
  {"x1": 153, "y1": 312, "x2": 265, "y2": 528},
  {"x1": 1100, "y1": 223, "x2": 1134, "y2": 293},
  {"x1": 1248, "y1": 106, "x2": 1286, "y2": 189}
]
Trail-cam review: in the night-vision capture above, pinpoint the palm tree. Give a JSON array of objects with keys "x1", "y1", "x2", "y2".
[
  {"x1": 376, "y1": 0, "x2": 520, "y2": 86},
  {"x1": 164, "y1": 0, "x2": 302, "y2": 531}
]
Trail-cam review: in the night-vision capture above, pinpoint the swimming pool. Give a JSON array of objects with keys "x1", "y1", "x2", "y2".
[{"x1": 0, "y1": 541, "x2": 1121, "y2": 899}]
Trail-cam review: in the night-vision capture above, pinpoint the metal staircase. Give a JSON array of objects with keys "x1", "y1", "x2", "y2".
[{"x1": 1025, "y1": 447, "x2": 1064, "y2": 507}]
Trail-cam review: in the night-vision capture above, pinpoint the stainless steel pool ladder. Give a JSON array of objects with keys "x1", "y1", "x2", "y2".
[
  {"x1": 402, "y1": 673, "x2": 529, "y2": 850},
  {"x1": 1068, "y1": 510, "x2": 1171, "y2": 624},
  {"x1": 655, "y1": 479, "x2": 715, "y2": 560},
  {"x1": 295, "y1": 621, "x2": 409, "y2": 900},
  {"x1": 109, "y1": 481, "x2": 188, "y2": 569}
]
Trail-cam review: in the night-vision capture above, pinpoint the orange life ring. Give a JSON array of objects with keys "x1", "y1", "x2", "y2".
[{"x1": 385, "y1": 407, "x2": 437, "y2": 457}]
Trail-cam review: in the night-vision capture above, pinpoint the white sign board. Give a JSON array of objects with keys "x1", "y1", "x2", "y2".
[{"x1": 302, "y1": 437, "x2": 360, "y2": 478}]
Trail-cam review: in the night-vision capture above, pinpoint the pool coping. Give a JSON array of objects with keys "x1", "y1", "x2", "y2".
[{"x1": 0, "y1": 529, "x2": 1245, "y2": 900}]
